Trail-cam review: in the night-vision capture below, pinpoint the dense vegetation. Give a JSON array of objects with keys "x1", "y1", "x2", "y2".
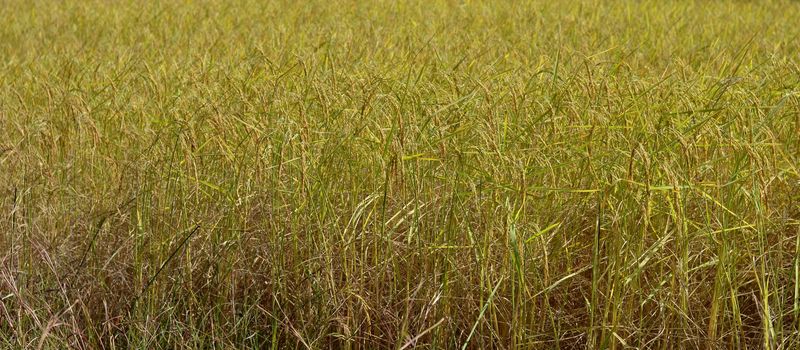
[{"x1": 1, "y1": 1, "x2": 799, "y2": 348}]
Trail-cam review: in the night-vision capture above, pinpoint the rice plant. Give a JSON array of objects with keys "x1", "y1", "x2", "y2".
[{"x1": 1, "y1": 0, "x2": 799, "y2": 348}]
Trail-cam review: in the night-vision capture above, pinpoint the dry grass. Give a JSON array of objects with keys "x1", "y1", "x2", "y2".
[{"x1": 1, "y1": 0, "x2": 799, "y2": 348}]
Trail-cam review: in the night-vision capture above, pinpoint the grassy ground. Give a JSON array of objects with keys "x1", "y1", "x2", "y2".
[{"x1": 1, "y1": 0, "x2": 799, "y2": 348}]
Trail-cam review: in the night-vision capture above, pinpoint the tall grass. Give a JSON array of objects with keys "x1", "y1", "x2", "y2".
[{"x1": 1, "y1": 0, "x2": 799, "y2": 348}]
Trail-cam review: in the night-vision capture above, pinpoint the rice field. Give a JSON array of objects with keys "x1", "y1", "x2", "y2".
[{"x1": 1, "y1": 0, "x2": 799, "y2": 348}]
